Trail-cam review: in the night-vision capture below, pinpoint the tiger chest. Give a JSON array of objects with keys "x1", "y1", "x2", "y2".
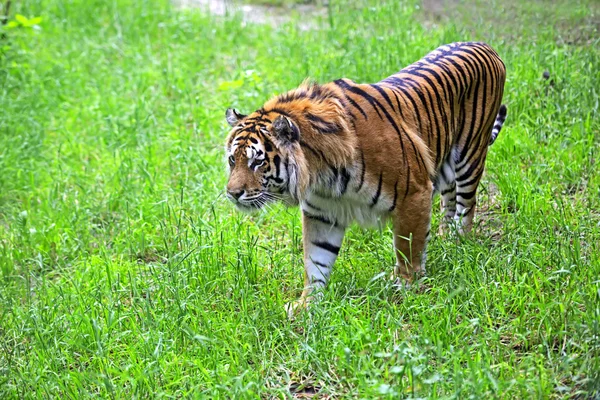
[{"x1": 302, "y1": 189, "x2": 391, "y2": 228}]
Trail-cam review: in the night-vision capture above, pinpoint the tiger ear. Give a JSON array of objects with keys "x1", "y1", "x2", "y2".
[
  {"x1": 226, "y1": 108, "x2": 246, "y2": 127},
  {"x1": 272, "y1": 115, "x2": 300, "y2": 144}
]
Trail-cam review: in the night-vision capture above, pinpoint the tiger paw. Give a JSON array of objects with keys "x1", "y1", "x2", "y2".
[
  {"x1": 438, "y1": 220, "x2": 460, "y2": 237},
  {"x1": 391, "y1": 276, "x2": 412, "y2": 291},
  {"x1": 285, "y1": 298, "x2": 309, "y2": 319},
  {"x1": 392, "y1": 275, "x2": 429, "y2": 294}
]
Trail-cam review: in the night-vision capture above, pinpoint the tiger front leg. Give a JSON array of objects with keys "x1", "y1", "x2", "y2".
[
  {"x1": 286, "y1": 209, "x2": 346, "y2": 318},
  {"x1": 391, "y1": 188, "x2": 433, "y2": 287}
]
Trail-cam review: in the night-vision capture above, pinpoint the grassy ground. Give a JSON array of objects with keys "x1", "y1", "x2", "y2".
[{"x1": 1, "y1": 0, "x2": 599, "y2": 398}]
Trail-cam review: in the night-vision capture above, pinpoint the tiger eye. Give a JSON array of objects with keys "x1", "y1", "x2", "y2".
[{"x1": 251, "y1": 159, "x2": 266, "y2": 169}]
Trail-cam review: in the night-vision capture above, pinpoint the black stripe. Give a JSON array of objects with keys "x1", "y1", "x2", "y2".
[
  {"x1": 307, "y1": 113, "x2": 341, "y2": 134},
  {"x1": 311, "y1": 277, "x2": 327, "y2": 285},
  {"x1": 313, "y1": 261, "x2": 329, "y2": 269},
  {"x1": 356, "y1": 150, "x2": 366, "y2": 192},
  {"x1": 453, "y1": 51, "x2": 481, "y2": 89},
  {"x1": 264, "y1": 107, "x2": 293, "y2": 118},
  {"x1": 299, "y1": 140, "x2": 335, "y2": 170},
  {"x1": 277, "y1": 92, "x2": 304, "y2": 103},
  {"x1": 244, "y1": 116, "x2": 272, "y2": 124},
  {"x1": 303, "y1": 210, "x2": 338, "y2": 227},
  {"x1": 333, "y1": 80, "x2": 369, "y2": 120},
  {"x1": 340, "y1": 167, "x2": 351, "y2": 195},
  {"x1": 370, "y1": 172, "x2": 383, "y2": 208},
  {"x1": 310, "y1": 122, "x2": 341, "y2": 135},
  {"x1": 411, "y1": 65, "x2": 457, "y2": 153},
  {"x1": 423, "y1": 60, "x2": 460, "y2": 98},
  {"x1": 305, "y1": 201, "x2": 322, "y2": 211},
  {"x1": 300, "y1": 140, "x2": 321, "y2": 158},
  {"x1": 269, "y1": 177, "x2": 284, "y2": 185},
  {"x1": 398, "y1": 81, "x2": 438, "y2": 173},
  {"x1": 450, "y1": 53, "x2": 478, "y2": 95},
  {"x1": 461, "y1": 46, "x2": 497, "y2": 83},
  {"x1": 385, "y1": 80, "x2": 430, "y2": 171},
  {"x1": 456, "y1": 155, "x2": 483, "y2": 182},
  {"x1": 312, "y1": 241, "x2": 340, "y2": 255},
  {"x1": 263, "y1": 139, "x2": 273, "y2": 152},
  {"x1": 342, "y1": 93, "x2": 368, "y2": 120},
  {"x1": 469, "y1": 45, "x2": 500, "y2": 92},
  {"x1": 384, "y1": 78, "x2": 423, "y2": 138},
  {"x1": 400, "y1": 77, "x2": 444, "y2": 168},
  {"x1": 498, "y1": 104, "x2": 507, "y2": 118},
  {"x1": 330, "y1": 166, "x2": 339, "y2": 184},
  {"x1": 438, "y1": 57, "x2": 468, "y2": 95},
  {"x1": 404, "y1": 68, "x2": 450, "y2": 111},
  {"x1": 273, "y1": 154, "x2": 281, "y2": 178},
  {"x1": 458, "y1": 173, "x2": 481, "y2": 189},
  {"x1": 456, "y1": 189, "x2": 477, "y2": 200},
  {"x1": 306, "y1": 114, "x2": 329, "y2": 126},
  {"x1": 386, "y1": 87, "x2": 413, "y2": 169},
  {"x1": 406, "y1": 66, "x2": 450, "y2": 103},
  {"x1": 458, "y1": 109, "x2": 496, "y2": 171},
  {"x1": 334, "y1": 79, "x2": 384, "y2": 120},
  {"x1": 469, "y1": 49, "x2": 490, "y2": 148},
  {"x1": 449, "y1": 50, "x2": 477, "y2": 86},
  {"x1": 456, "y1": 58, "x2": 482, "y2": 164},
  {"x1": 352, "y1": 84, "x2": 426, "y2": 176},
  {"x1": 404, "y1": 166, "x2": 411, "y2": 199},
  {"x1": 389, "y1": 179, "x2": 399, "y2": 212},
  {"x1": 457, "y1": 92, "x2": 493, "y2": 168},
  {"x1": 405, "y1": 72, "x2": 451, "y2": 153},
  {"x1": 370, "y1": 84, "x2": 396, "y2": 112},
  {"x1": 439, "y1": 164, "x2": 448, "y2": 182},
  {"x1": 441, "y1": 186, "x2": 455, "y2": 196},
  {"x1": 390, "y1": 89, "x2": 404, "y2": 114}
]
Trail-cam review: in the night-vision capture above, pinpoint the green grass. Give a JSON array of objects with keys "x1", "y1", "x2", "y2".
[
  {"x1": 241, "y1": 0, "x2": 324, "y2": 6},
  {"x1": 1, "y1": 0, "x2": 599, "y2": 398}
]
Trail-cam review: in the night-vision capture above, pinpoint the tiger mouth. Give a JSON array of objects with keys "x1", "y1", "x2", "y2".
[
  {"x1": 235, "y1": 201, "x2": 263, "y2": 212},
  {"x1": 228, "y1": 194, "x2": 273, "y2": 212}
]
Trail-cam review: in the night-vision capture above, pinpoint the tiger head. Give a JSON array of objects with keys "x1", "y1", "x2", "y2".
[
  {"x1": 224, "y1": 81, "x2": 356, "y2": 212},
  {"x1": 224, "y1": 107, "x2": 308, "y2": 212}
]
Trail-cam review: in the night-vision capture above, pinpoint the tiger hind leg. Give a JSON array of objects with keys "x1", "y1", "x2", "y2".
[
  {"x1": 454, "y1": 148, "x2": 488, "y2": 234},
  {"x1": 435, "y1": 154, "x2": 457, "y2": 235}
]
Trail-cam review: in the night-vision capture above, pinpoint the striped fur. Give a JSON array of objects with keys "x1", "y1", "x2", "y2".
[
  {"x1": 490, "y1": 104, "x2": 507, "y2": 145},
  {"x1": 224, "y1": 42, "x2": 507, "y2": 315}
]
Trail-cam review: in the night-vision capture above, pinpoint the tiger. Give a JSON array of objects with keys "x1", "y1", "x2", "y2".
[{"x1": 224, "y1": 42, "x2": 507, "y2": 315}]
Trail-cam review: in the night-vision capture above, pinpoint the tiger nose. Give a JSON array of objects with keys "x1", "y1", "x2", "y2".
[{"x1": 228, "y1": 189, "x2": 244, "y2": 200}]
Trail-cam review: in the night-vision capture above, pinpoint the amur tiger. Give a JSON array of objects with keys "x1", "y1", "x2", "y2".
[{"x1": 224, "y1": 42, "x2": 507, "y2": 315}]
